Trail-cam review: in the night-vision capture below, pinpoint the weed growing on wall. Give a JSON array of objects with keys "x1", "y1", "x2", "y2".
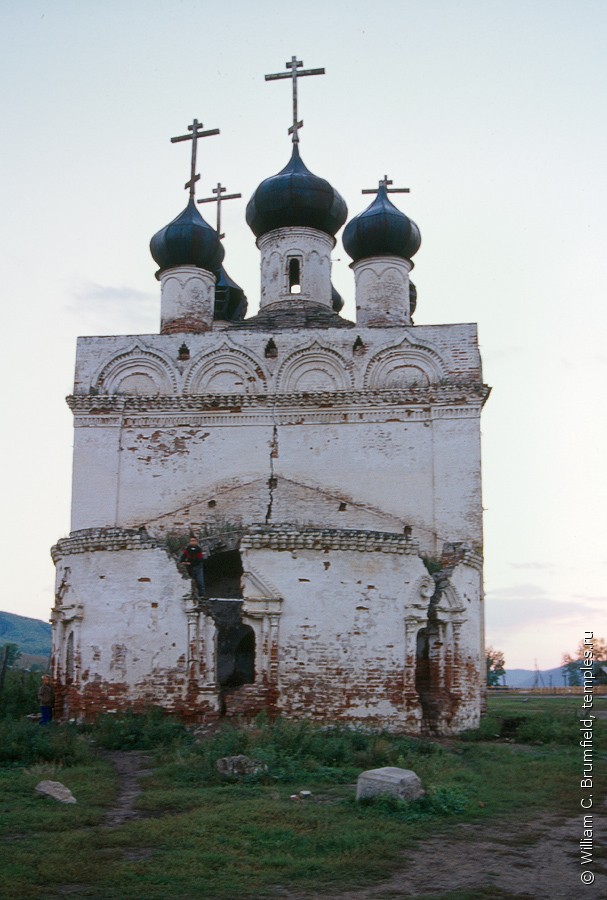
[{"x1": 164, "y1": 521, "x2": 245, "y2": 555}]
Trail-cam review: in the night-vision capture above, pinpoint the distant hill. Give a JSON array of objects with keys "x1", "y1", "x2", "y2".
[
  {"x1": 504, "y1": 667, "x2": 568, "y2": 688},
  {"x1": 0, "y1": 611, "x2": 51, "y2": 657}
]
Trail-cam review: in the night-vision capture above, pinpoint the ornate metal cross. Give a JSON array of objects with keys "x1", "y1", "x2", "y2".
[
  {"x1": 170, "y1": 118, "x2": 220, "y2": 199},
  {"x1": 198, "y1": 182, "x2": 242, "y2": 239},
  {"x1": 362, "y1": 175, "x2": 410, "y2": 195},
  {"x1": 265, "y1": 55, "x2": 325, "y2": 143}
]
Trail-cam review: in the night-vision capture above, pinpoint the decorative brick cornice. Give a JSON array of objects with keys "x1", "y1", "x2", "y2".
[
  {"x1": 51, "y1": 527, "x2": 163, "y2": 562},
  {"x1": 67, "y1": 383, "x2": 490, "y2": 415},
  {"x1": 51, "y1": 524, "x2": 425, "y2": 562},
  {"x1": 241, "y1": 525, "x2": 421, "y2": 555},
  {"x1": 51, "y1": 524, "x2": 482, "y2": 565}
]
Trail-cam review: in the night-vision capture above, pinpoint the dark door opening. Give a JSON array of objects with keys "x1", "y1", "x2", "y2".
[
  {"x1": 202, "y1": 549, "x2": 255, "y2": 689},
  {"x1": 204, "y1": 550, "x2": 243, "y2": 598},
  {"x1": 217, "y1": 622, "x2": 255, "y2": 687},
  {"x1": 415, "y1": 625, "x2": 442, "y2": 732}
]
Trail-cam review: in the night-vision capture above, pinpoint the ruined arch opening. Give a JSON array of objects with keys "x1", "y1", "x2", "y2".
[{"x1": 415, "y1": 624, "x2": 442, "y2": 733}]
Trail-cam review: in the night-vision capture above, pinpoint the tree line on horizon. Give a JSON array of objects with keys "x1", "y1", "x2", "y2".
[{"x1": 487, "y1": 641, "x2": 607, "y2": 687}]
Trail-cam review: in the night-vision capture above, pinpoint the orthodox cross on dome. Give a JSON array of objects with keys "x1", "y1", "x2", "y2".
[
  {"x1": 265, "y1": 55, "x2": 325, "y2": 144},
  {"x1": 198, "y1": 182, "x2": 242, "y2": 239},
  {"x1": 170, "y1": 118, "x2": 220, "y2": 199},
  {"x1": 362, "y1": 175, "x2": 410, "y2": 195}
]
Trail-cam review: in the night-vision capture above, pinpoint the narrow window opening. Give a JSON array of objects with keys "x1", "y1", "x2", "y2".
[{"x1": 288, "y1": 257, "x2": 301, "y2": 294}]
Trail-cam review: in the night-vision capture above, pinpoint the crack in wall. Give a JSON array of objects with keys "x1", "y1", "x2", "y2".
[{"x1": 265, "y1": 423, "x2": 279, "y2": 524}]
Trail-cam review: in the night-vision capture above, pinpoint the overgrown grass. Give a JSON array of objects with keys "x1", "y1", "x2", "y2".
[
  {"x1": 86, "y1": 707, "x2": 195, "y2": 752},
  {"x1": 0, "y1": 718, "x2": 92, "y2": 767},
  {"x1": 149, "y1": 716, "x2": 447, "y2": 791},
  {"x1": 0, "y1": 787, "x2": 445, "y2": 899},
  {"x1": 0, "y1": 700, "x2": 605, "y2": 898},
  {"x1": 464, "y1": 693, "x2": 607, "y2": 748},
  {"x1": 0, "y1": 759, "x2": 116, "y2": 838}
]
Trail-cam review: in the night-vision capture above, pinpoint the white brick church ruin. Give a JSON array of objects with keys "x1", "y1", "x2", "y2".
[{"x1": 51, "y1": 57, "x2": 490, "y2": 733}]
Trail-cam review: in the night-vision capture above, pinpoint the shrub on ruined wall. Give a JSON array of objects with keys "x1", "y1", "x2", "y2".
[{"x1": 164, "y1": 522, "x2": 244, "y2": 556}]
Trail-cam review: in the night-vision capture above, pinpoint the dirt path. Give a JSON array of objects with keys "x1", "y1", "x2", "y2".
[
  {"x1": 279, "y1": 809, "x2": 607, "y2": 900},
  {"x1": 100, "y1": 751, "x2": 153, "y2": 828}
]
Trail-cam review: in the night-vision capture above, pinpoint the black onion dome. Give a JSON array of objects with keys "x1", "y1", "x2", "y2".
[
  {"x1": 342, "y1": 183, "x2": 421, "y2": 263},
  {"x1": 214, "y1": 265, "x2": 247, "y2": 321},
  {"x1": 246, "y1": 145, "x2": 347, "y2": 239},
  {"x1": 150, "y1": 198, "x2": 224, "y2": 276}
]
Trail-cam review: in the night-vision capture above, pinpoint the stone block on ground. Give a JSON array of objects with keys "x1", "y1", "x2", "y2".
[
  {"x1": 215, "y1": 754, "x2": 267, "y2": 777},
  {"x1": 35, "y1": 780, "x2": 77, "y2": 804},
  {"x1": 356, "y1": 767, "x2": 424, "y2": 802}
]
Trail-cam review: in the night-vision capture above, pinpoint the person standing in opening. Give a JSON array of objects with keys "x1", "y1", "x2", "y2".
[
  {"x1": 180, "y1": 536, "x2": 206, "y2": 598},
  {"x1": 38, "y1": 675, "x2": 54, "y2": 725}
]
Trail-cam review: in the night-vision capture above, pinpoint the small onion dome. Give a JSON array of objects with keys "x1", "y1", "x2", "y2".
[
  {"x1": 214, "y1": 265, "x2": 248, "y2": 322},
  {"x1": 331, "y1": 283, "x2": 344, "y2": 313},
  {"x1": 342, "y1": 183, "x2": 421, "y2": 263},
  {"x1": 246, "y1": 144, "x2": 347, "y2": 239},
  {"x1": 150, "y1": 198, "x2": 224, "y2": 277}
]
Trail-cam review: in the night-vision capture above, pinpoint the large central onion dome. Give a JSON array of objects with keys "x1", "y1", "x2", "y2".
[
  {"x1": 246, "y1": 145, "x2": 347, "y2": 239},
  {"x1": 342, "y1": 183, "x2": 421, "y2": 263},
  {"x1": 150, "y1": 198, "x2": 224, "y2": 276}
]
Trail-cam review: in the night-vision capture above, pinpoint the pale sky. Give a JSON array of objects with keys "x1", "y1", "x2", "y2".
[{"x1": 1, "y1": 0, "x2": 605, "y2": 669}]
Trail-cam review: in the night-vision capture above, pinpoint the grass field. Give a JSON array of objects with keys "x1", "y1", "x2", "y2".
[{"x1": 0, "y1": 695, "x2": 604, "y2": 899}]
